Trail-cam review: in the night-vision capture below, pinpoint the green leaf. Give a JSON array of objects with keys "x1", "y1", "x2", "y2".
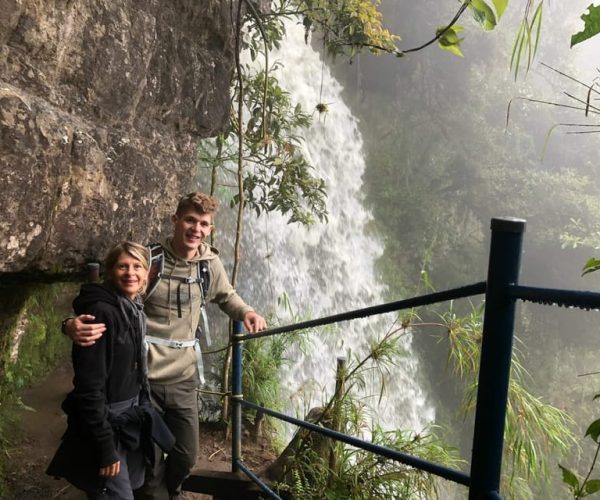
[
  {"x1": 491, "y1": 0, "x2": 508, "y2": 19},
  {"x1": 572, "y1": 4, "x2": 600, "y2": 47},
  {"x1": 437, "y1": 25, "x2": 464, "y2": 57},
  {"x1": 585, "y1": 418, "x2": 600, "y2": 442},
  {"x1": 584, "y1": 479, "x2": 600, "y2": 496},
  {"x1": 582, "y1": 257, "x2": 600, "y2": 276},
  {"x1": 469, "y1": 0, "x2": 497, "y2": 31},
  {"x1": 559, "y1": 464, "x2": 581, "y2": 492}
]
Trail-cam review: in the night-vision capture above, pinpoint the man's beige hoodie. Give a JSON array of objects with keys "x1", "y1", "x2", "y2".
[{"x1": 144, "y1": 238, "x2": 253, "y2": 384}]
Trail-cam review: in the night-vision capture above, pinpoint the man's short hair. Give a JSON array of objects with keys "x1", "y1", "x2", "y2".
[{"x1": 176, "y1": 192, "x2": 219, "y2": 216}]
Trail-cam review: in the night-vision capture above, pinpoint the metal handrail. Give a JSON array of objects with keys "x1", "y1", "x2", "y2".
[
  {"x1": 234, "y1": 281, "x2": 487, "y2": 342},
  {"x1": 226, "y1": 217, "x2": 600, "y2": 499},
  {"x1": 239, "y1": 399, "x2": 471, "y2": 486}
]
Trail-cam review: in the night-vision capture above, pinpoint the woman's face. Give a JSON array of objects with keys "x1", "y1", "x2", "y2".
[{"x1": 110, "y1": 252, "x2": 148, "y2": 299}]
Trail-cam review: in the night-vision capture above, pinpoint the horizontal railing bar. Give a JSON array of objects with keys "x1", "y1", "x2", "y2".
[
  {"x1": 508, "y1": 285, "x2": 600, "y2": 310},
  {"x1": 236, "y1": 281, "x2": 487, "y2": 341},
  {"x1": 240, "y1": 400, "x2": 471, "y2": 486},
  {"x1": 235, "y1": 459, "x2": 282, "y2": 500}
]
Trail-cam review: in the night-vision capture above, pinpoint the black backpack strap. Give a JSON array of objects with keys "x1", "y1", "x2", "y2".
[
  {"x1": 197, "y1": 260, "x2": 210, "y2": 301},
  {"x1": 144, "y1": 244, "x2": 211, "y2": 314}
]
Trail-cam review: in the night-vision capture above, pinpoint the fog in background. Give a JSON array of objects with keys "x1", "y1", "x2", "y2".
[{"x1": 322, "y1": 0, "x2": 600, "y2": 492}]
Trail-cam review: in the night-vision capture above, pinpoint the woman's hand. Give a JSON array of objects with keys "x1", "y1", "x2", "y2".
[{"x1": 99, "y1": 460, "x2": 120, "y2": 477}]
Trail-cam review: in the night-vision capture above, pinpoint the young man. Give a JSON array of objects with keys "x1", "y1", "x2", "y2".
[{"x1": 65, "y1": 192, "x2": 267, "y2": 499}]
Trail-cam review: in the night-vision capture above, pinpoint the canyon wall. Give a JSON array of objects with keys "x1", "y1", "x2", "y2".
[{"x1": 0, "y1": 0, "x2": 238, "y2": 273}]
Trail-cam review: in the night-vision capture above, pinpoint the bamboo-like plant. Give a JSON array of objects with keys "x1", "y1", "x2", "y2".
[
  {"x1": 416, "y1": 301, "x2": 576, "y2": 499},
  {"x1": 557, "y1": 259, "x2": 600, "y2": 499},
  {"x1": 272, "y1": 317, "x2": 463, "y2": 498}
]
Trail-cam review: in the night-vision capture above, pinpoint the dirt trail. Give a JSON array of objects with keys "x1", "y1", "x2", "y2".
[
  {"x1": 5, "y1": 364, "x2": 79, "y2": 499},
  {"x1": 5, "y1": 364, "x2": 276, "y2": 499}
]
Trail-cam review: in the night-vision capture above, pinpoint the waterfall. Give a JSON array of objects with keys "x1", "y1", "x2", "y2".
[{"x1": 233, "y1": 22, "x2": 434, "y2": 433}]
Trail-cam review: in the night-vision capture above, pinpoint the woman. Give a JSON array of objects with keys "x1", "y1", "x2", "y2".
[{"x1": 47, "y1": 241, "x2": 173, "y2": 499}]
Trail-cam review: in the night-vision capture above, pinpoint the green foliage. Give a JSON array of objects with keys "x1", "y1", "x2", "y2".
[
  {"x1": 199, "y1": 67, "x2": 327, "y2": 225},
  {"x1": 244, "y1": 2, "x2": 288, "y2": 59},
  {"x1": 241, "y1": 293, "x2": 311, "y2": 434},
  {"x1": 469, "y1": 0, "x2": 500, "y2": 31},
  {"x1": 0, "y1": 285, "x2": 71, "y2": 402},
  {"x1": 510, "y1": 1, "x2": 600, "y2": 79},
  {"x1": 559, "y1": 416, "x2": 600, "y2": 498},
  {"x1": 510, "y1": 0, "x2": 543, "y2": 80},
  {"x1": 437, "y1": 25, "x2": 465, "y2": 57},
  {"x1": 329, "y1": 425, "x2": 462, "y2": 499},
  {"x1": 571, "y1": 4, "x2": 600, "y2": 47},
  {"x1": 278, "y1": 424, "x2": 461, "y2": 499},
  {"x1": 582, "y1": 257, "x2": 600, "y2": 276},
  {"x1": 558, "y1": 264, "x2": 600, "y2": 499},
  {"x1": 296, "y1": 0, "x2": 400, "y2": 57},
  {"x1": 0, "y1": 284, "x2": 72, "y2": 496},
  {"x1": 242, "y1": 335, "x2": 293, "y2": 431},
  {"x1": 409, "y1": 301, "x2": 576, "y2": 498},
  {"x1": 274, "y1": 320, "x2": 462, "y2": 499}
]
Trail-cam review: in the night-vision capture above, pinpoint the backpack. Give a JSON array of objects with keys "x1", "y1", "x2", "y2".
[
  {"x1": 145, "y1": 243, "x2": 210, "y2": 303},
  {"x1": 144, "y1": 243, "x2": 212, "y2": 385}
]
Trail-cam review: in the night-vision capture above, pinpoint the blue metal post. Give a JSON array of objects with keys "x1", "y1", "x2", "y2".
[
  {"x1": 232, "y1": 321, "x2": 243, "y2": 473},
  {"x1": 469, "y1": 217, "x2": 525, "y2": 500}
]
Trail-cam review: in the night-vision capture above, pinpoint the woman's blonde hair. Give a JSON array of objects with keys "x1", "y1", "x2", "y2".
[{"x1": 104, "y1": 241, "x2": 149, "y2": 295}]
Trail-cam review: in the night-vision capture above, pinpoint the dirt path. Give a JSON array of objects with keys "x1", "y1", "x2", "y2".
[{"x1": 5, "y1": 364, "x2": 277, "y2": 499}]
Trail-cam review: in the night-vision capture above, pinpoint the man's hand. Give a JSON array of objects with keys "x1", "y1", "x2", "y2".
[
  {"x1": 243, "y1": 311, "x2": 267, "y2": 333},
  {"x1": 65, "y1": 315, "x2": 106, "y2": 346}
]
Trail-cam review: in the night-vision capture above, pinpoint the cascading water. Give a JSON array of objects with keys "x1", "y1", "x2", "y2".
[{"x1": 233, "y1": 22, "x2": 435, "y2": 434}]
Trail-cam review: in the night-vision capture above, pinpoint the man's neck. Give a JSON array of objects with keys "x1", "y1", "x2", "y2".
[{"x1": 170, "y1": 239, "x2": 199, "y2": 261}]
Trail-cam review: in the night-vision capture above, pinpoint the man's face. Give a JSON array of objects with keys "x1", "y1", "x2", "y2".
[{"x1": 171, "y1": 209, "x2": 214, "y2": 255}]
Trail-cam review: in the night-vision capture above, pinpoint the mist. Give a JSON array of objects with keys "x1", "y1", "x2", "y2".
[{"x1": 315, "y1": 1, "x2": 600, "y2": 496}]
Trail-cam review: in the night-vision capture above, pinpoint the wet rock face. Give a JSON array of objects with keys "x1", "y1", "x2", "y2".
[{"x1": 0, "y1": 0, "x2": 236, "y2": 272}]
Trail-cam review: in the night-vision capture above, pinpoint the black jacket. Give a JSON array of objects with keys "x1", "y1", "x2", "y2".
[
  {"x1": 67, "y1": 284, "x2": 146, "y2": 465},
  {"x1": 47, "y1": 284, "x2": 172, "y2": 491}
]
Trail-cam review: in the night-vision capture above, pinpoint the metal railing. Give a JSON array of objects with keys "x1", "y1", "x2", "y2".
[{"x1": 228, "y1": 217, "x2": 600, "y2": 499}]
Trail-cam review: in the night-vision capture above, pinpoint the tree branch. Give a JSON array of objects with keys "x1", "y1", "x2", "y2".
[{"x1": 403, "y1": 1, "x2": 470, "y2": 54}]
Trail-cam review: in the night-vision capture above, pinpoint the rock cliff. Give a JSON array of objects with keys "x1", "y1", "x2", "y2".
[{"x1": 0, "y1": 0, "x2": 237, "y2": 273}]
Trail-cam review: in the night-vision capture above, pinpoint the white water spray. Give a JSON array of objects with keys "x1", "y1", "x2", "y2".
[{"x1": 235, "y1": 23, "x2": 434, "y2": 433}]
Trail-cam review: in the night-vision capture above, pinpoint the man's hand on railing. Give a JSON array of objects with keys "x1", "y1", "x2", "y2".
[{"x1": 243, "y1": 311, "x2": 267, "y2": 333}]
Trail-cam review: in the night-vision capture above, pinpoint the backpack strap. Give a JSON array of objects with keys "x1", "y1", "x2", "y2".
[
  {"x1": 197, "y1": 260, "x2": 211, "y2": 346},
  {"x1": 145, "y1": 243, "x2": 164, "y2": 299},
  {"x1": 146, "y1": 243, "x2": 210, "y2": 301},
  {"x1": 197, "y1": 260, "x2": 210, "y2": 302}
]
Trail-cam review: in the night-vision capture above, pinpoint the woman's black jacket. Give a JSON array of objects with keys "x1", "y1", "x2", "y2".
[{"x1": 46, "y1": 284, "x2": 173, "y2": 491}]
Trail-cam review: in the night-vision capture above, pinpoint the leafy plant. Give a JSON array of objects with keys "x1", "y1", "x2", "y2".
[
  {"x1": 241, "y1": 294, "x2": 312, "y2": 435},
  {"x1": 273, "y1": 319, "x2": 463, "y2": 499},
  {"x1": 468, "y1": 0, "x2": 508, "y2": 31},
  {"x1": 559, "y1": 413, "x2": 600, "y2": 499},
  {"x1": 571, "y1": 4, "x2": 600, "y2": 48},
  {"x1": 298, "y1": 0, "x2": 400, "y2": 58},
  {"x1": 510, "y1": 0, "x2": 543, "y2": 80},
  {"x1": 0, "y1": 284, "x2": 73, "y2": 496},
  {"x1": 557, "y1": 261, "x2": 600, "y2": 499},
  {"x1": 409, "y1": 301, "x2": 576, "y2": 499}
]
